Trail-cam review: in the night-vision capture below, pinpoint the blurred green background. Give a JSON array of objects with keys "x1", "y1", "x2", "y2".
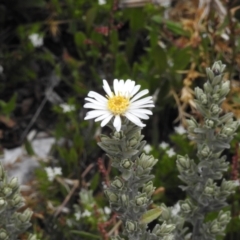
[{"x1": 1, "y1": 0, "x2": 240, "y2": 239}]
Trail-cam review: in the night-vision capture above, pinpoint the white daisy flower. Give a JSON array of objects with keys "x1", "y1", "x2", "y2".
[
  {"x1": 143, "y1": 144, "x2": 152, "y2": 154},
  {"x1": 171, "y1": 202, "x2": 180, "y2": 216},
  {"x1": 159, "y1": 141, "x2": 169, "y2": 149},
  {"x1": 29, "y1": 33, "x2": 43, "y2": 47},
  {"x1": 84, "y1": 79, "x2": 154, "y2": 132},
  {"x1": 174, "y1": 125, "x2": 186, "y2": 135},
  {"x1": 104, "y1": 206, "x2": 111, "y2": 215},
  {"x1": 59, "y1": 103, "x2": 75, "y2": 112},
  {"x1": 45, "y1": 167, "x2": 62, "y2": 182},
  {"x1": 166, "y1": 148, "x2": 176, "y2": 157},
  {"x1": 74, "y1": 212, "x2": 82, "y2": 220},
  {"x1": 82, "y1": 210, "x2": 91, "y2": 217},
  {"x1": 98, "y1": 0, "x2": 106, "y2": 4}
]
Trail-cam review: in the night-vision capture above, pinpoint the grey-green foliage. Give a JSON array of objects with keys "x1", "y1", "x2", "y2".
[
  {"x1": 0, "y1": 161, "x2": 36, "y2": 240},
  {"x1": 99, "y1": 119, "x2": 175, "y2": 240},
  {"x1": 169, "y1": 61, "x2": 238, "y2": 240}
]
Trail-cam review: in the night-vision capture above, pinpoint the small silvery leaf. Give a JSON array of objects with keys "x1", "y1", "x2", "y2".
[
  {"x1": 3, "y1": 187, "x2": 12, "y2": 197},
  {"x1": 179, "y1": 199, "x2": 196, "y2": 215},
  {"x1": 206, "y1": 68, "x2": 214, "y2": 80},
  {"x1": 210, "y1": 104, "x2": 221, "y2": 115},
  {"x1": 138, "y1": 154, "x2": 158, "y2": 169},
  {"x1": 219, "y1": 81, "x2": 230, "y2": 97},
  {"x1": 212, "y1": 75, "x2": 223, "y2": 85},
  {"x1": 208, "y1": 221, "x2": 221, "y2": 234},
  {"x1": 158, "y1": 203, "x2": 171, "y2": 220},
  {"x1": 120, "y1": 159, "x2": 133, "y2": 170},
  {"x1": 135, "y1": 193, "x2": 148, "y2": 206},
  {"x1": 11, "y1": 195, "x2": 24, "y2": 208},
  {"x1": 0, "y1": 199, "x2": 7, "y2": 214},
  {"x1": 121, "y1": 169, "x2": 132, "y2": 180},
  {"x1": 111, "y1": 177, "x2": 124, "y2": 190},
  {"x1": 212, "y1": 61, "x2": 226, "y2": 75},
  {"x1": 125, "y1": 220, "x2": 137, "y2": 232},
  {"x1": 217, "y1": 210, "x2": 231, "y2": 226},
  {"x1": 186, "y1": 118, "x2": 198, "y2": 129},
  {"x1": 142, "y1": 181, "x2": 155, "y2": 197},
  {"x1": 203, "y1": 81, "x2": 213, "y2": 93},
  {"x1": 0, "y1": 229, "x2": 9, "y2": 240},
  {"x1": 120, "y1": 194, "x2": 128, "y2": 206},
  {"x1": 199, "y1": 145, "x2": 211, "y2": 158},
  {"x1": 199, "y1": 93, "x2": 208, "y2": 105},
  {"x1": 176, "y1": 155, "x2": 191, "y2": 171},
  {"x1": 218, "y1": 112, "x2": 233, "y2": 123},
  {"x1": 104, "y1": 190, "x2": 118, "y2": 203},
  {"x1": 0, "y1": 165, "x2": 4, "y2": 180},
  {"x1": 205, "y1": 119, "x2": 214, "y2": 128},
  {"x1": 8, "y1": 177, "x2": 18, "y2": 190},
  {"x1": 153, "y1": 222, "x2": 175, "y2": 236},
  {"x1": 17, "y1": 209, "x2": 33, "y2": 223},
  {"x1": 28, "y1": 234, "x2": 39, "y2": 240},
  {"x1": 211, "y1": 93, "x2": 220, "y2": 102},
  {"x1": 220, "y1": 179, "x2": 236, "y2": 194}
]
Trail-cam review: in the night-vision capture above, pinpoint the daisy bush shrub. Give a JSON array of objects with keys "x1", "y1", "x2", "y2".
[{"x1": 83, "y1": 61, "x2": 239, "y2": 240}]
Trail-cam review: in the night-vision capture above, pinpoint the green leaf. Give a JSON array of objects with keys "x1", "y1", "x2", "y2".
[
  {"x1": 152, "y1": 16, "x2": 189, "y2": 36},
  {"x1": 86, "y1": 7, "x2": 97, "y2": 32},
  {"x1": 110, "y1": 30, "x2": 119, "y2": 54},
  {"x1": 16, "y1": 0, "x2": 45, "y2": 8},
  {"x1": 70, "y1": 230, "x2": 101, "y2": 239},
  {"x1": 171, "y1": 47, "x2": 190, "y2": 70},
  {"x1": 90, "y1": 173, "x2": 100, "y2": 191},
  {"x1": 24, "y1": 140, "x2": 35, "y2": 156},
  {"x1": 128, "y1": 9, "x2": 145, "y2": 31},
  {"x1": 0, "y1": 94, "x2": 17, "y2": 115},
  {"x1": 74, "y1": 32, "x2": 86, "y2": 49},
  {"x1": 69, "y1": 147, "x2": 78, "y2": 163},
  {"x1": 140, "y1": 207, "x2": 162, "y2": 224},
  {"x1": 152, "y1": 46, "x2": 167, "y2": 74}
]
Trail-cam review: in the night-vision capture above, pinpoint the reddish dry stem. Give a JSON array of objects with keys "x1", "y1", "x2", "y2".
[
  {"x1": 231, "y1": 143, "x2": 239, "y2": 181},
  {"x1": 97, "y1": 157, "x2": 110, "y2": 186}
]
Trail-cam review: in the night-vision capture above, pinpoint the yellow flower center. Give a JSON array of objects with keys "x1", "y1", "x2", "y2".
[{"x1": 107, "y1": 95, "x2": 129, "y2": 115}]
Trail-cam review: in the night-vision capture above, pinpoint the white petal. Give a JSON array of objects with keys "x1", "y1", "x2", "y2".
[
  {"x1": 124, "y1": 79, "x2": 135, "y2": 98},
  {"x1": 84, "y1": 103, "x2": 106, "y2": 110},
  {"x1": 129, "y1": 104, "x2": 155, "y2": 109},
  {"x1": 88, "y1": 91, "x2": 108, "y2": 103},
  {"x1": 128, "y1": 109, "x2": 153, "y2": 115},
  {"x1": 127, "y1": 80, "x2": 136, "y2": 96},
  {"x1": 113, "y1": 115, "x2": 122, "y2": 132},
  {"x1": 130, "y1": 89, "x2": 149, "y2": 102},
  {"x1": 118, "y1": 79, "x2": 124, "y2": 92},
  {"x1": 125, "y1": 112, "x2": 145, "y2": 127},
  {"x1": 130, "y1": 96, "x2": 153, "y2": 106},
  {"x1": 95, "y1": 112, "x2": 112, "y2": 122},
  {"x1": 124, "y1": 79, "x2": 132, "y2": 89},
  {"x1": 129, "y1": 111, "x2": 149, "y2": 119},
  {"x1": 85, "y1": 110, "x2": 109, "y2": 119},
  {"x1": 130, "y1": 85, "x2": 141, "y2": 97},
  {"x1": 85, "y1": 97, "x2": 106, "y2": 106},
  {"x1": 103, "y1": 80, "x2": 113, "y2": 97},
  {"x1": 101, "y1": 115, "x2": 113, "y2": 127},
  {"x1": 113, "y1": 79, "x2": 119, "y2": 95}
]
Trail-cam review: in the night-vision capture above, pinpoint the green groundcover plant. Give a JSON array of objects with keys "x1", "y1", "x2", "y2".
[{"x1": 83, "y1": 61, "x2": 239, "y2": 240}]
